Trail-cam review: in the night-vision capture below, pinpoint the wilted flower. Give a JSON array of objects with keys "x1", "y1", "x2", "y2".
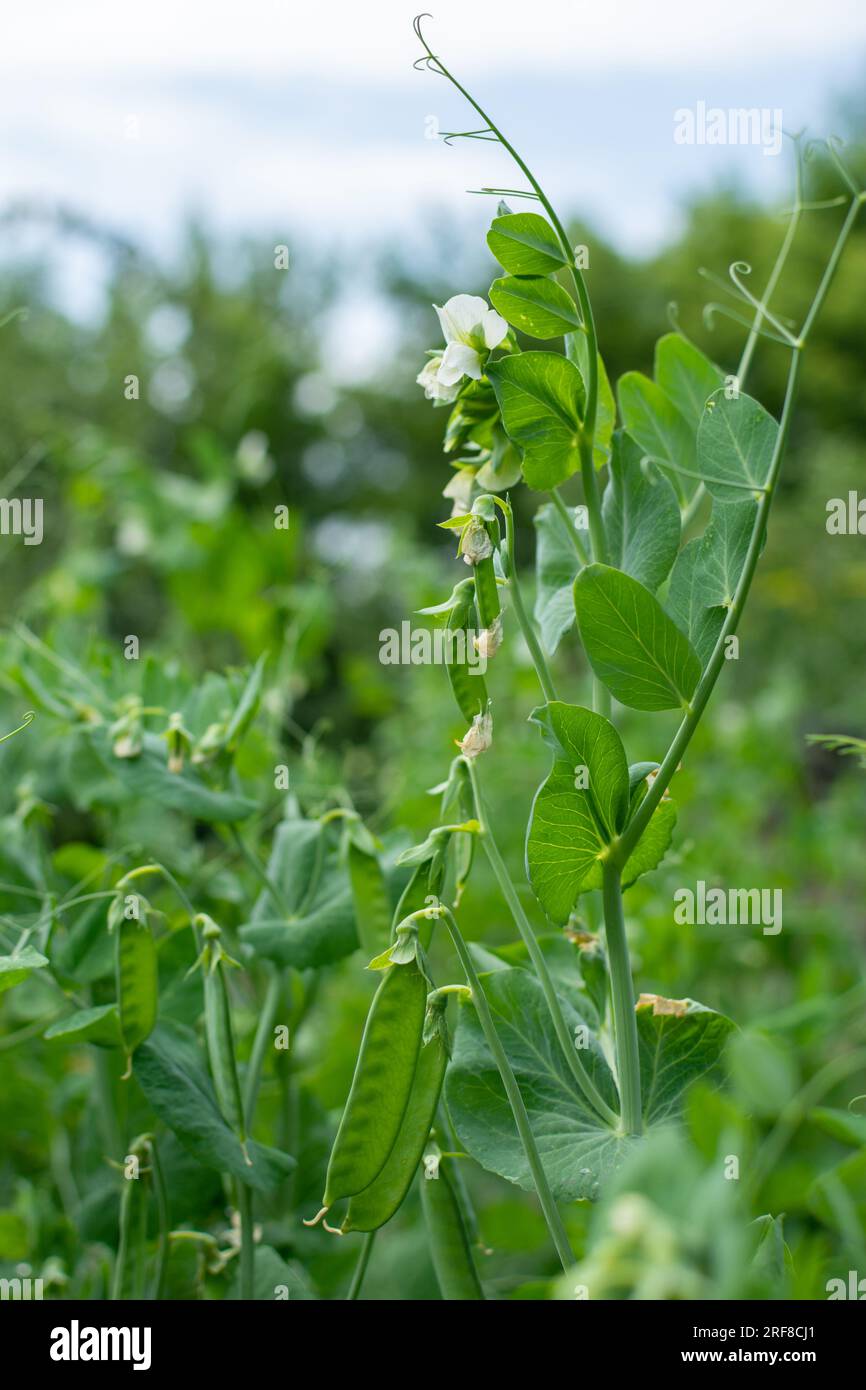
[
  {"x1": 460, "y1": 516, "x2": 493, "y2": 565},
  {"x1": 457, "y1": 706, "x2": 493, "y2": 759},
  {"x1": 474, "y1": 615, "x2": 503, "y2": 660},
  {"x1": 417, "y1": 294, "x2": 508, "y2": 400}
]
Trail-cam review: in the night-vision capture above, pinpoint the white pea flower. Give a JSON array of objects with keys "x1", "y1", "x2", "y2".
[
  {"x1": 416, "y1": 356, "x2": 459, "y2": 403},
  {"x1": 417, "y1": 294, "x2": 508, "y2": 399}
]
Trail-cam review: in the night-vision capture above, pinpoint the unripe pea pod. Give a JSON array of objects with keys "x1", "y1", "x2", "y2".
[
  {"x1": 112, "y1": 1133, "x2": 153, "y2": 1300},
  {"x1": 420, "y1": 1143, "x2": 485, "y2": 1300},
  {"x1": 312, "y1": 953, "x2": 427, "y2": 1223},
  {"x1": 446, "y1": 579, "x2": 489, "y2": 722},
  {"x1": 341, "y1": 991, "x2": 449, "y2": 1233},
  {"x1": 191, "y1": 914, "x2": 250, "y2": 1164},
  {"x1": 109, "y1": 891, "x2": 158, "y2": 1079}
]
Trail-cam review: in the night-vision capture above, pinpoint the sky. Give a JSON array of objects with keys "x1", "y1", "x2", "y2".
[{"x1": 1, "y1": 0, "x2": 864, "y2": 352}]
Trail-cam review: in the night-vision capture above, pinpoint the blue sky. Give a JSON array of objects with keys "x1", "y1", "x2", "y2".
[{"x1": 2, "y1": 0, "x2": 864, "y2": 363}]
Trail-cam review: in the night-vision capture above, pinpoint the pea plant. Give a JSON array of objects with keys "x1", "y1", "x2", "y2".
[
  {"x1": 305, "y1": 17, "x2": 865, "y2": 1288},
  {"x1": 1, "y1": 18, "x2": 862, "y2": 1306}
]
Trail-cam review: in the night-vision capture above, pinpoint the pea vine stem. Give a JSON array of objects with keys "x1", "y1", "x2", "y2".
[
  {"x1": 495, "y1": 496, "x2": 557, "y2": 701},
  {"x1": 618, "y1": 190, "x2": 863, "y2": 863},
  {"x1": 436, "y1": 904, "x2": 574, "y2": 1271},
  {"x1": 601, "y1": 862, "x2": 642, "y2": 1134},
  {"x1": 463, "y1": 757, "x2": 619, "y2": 1128}
]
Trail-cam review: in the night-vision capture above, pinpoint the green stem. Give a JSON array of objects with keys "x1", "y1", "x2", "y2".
[
  {"x1": 347, "y1": 1231, "x2": 376, "y2": 1300},
  {"x1": 620, "y1": 195, "x2": 862, "y2": 862},
  {"x1": 550, "y1": 486, "x2": 589, "y2": 565},
  {"x1": 464, "y1": 759, "x2": 619, "y2": 1128},
  {"x1": 496, "y1": 497, "x2": 557, "y2": 702},
  {"x1": 601, "y1": 863, "x2": 642, "y2": 1135},
  {"x1": 237, "y1": 1181, "x2": 255, "y2": 1299},
  {"x1": 438, "y1": 906, "x2": 574, "y2": 1271},
  {"x1": 415, "y1": 18, "x2": 602, "y2": 461},
  {"x1": 243, "y1": 968, "x2": 283, "y2": 1132},
  {"x1": 150, "y1": 1138, "x2": 170, "y2": 1300}
]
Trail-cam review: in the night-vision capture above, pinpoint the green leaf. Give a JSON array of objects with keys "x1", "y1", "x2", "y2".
[
  {"x1": 486, "y1": 352, "x2": 585, "y2": 490},
  {"x1": 74, "y1": 729, "x2": 257, "y2": 823},
  {"x1": 617, "y1": 371, "x2": 696, "y2": 502},
  {"x1": 446, "y1": 968, "x2": 628, "y2": 1201},
  {"x1": 697, "y1": 390, "x2": 779, "y2": 502},
  {"x1": 636, "y1": 998, "x2": 736, "y2": 1124},
  {"x1": 489, "y1": 275, "x2": 580, "y2": 340},
  {"x1": 574, "y1": 563, "x2": 701, "y2": 711},
  {"x1": 809, "y1": 1107, "x2": 866, "y2": 1148},
  {"x1": 580, "y1": 797, "x2": 677, "y2": 892},
  {"x1": 252, "y1": 816, "x2": 323, "y2": 914},
  {"x1": 0, "y1": 945, "x2": 48, "y2": 994},
  {"x1": 224, "y1": 653, "x2": 266, "y2": 747},
  {"x1": 239, "y1": 865, "x2": 357, "y2": 970},
  {"x1": 533, "y1": 502, "x2": 582, "y2": 653},
  {"x1": 44, "y1": 1003, "x2": 122, "y2": 1047},
  {"x1": 602, "y1": 431, "x2": 680, "y2": 590},
  {"x1": 526, "y1": 702, "x2": 629, "y2": 922},
  {"x1": 133, "y1": 1023, "x2": 295, "y2": 1193},
  {"x1": 486, "y1": 212, "x2": 567, "y2": 275},
  {"x1": 667, "y1": 499, "x2": 757, "y2": 665},
  {"x1": 447, "y1": 972, "x2": 734, "y2": 1201},
  {"x1": 654, "y1": 334, "x2": 725, "y2": 431}
]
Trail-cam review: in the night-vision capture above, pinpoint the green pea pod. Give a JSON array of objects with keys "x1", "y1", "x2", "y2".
[
  {"x1": 420, "y1": 1149, "x2": 485, "y2": 1300},
  {"x1": 341, "y1": 1006, "x2": 448, "y2": 1233},
  {"x1": 322, "y1": 957, "x2": 427, "y2": 1210},
  {"x1": 473, "y1": 554, "x2": 501, "y2": 632},
  {"x1": 112, "y1": 1135, "x2": 152, "y2": 1300},
  {"x1": 347, "y1": 841, "x2": 391, "y2": 957},
  {"x1": 191, "y1": 915, "x2": 249, "y2": 1162},
  {"x1": 446, "y1": 579, "x2": 488, "y2": 722},
  {"x1": 115, "y1": 903, "x2": 158, "y2": 1077}
]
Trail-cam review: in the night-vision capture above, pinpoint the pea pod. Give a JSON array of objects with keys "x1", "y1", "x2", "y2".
[
  {"x1": 473, "y1": 546, "x2": 501, "y2": 633},
  {"x1": 112, "y1": 893, "x2": 158, "y2": 1077},
  {"x1": 347, "y1": 838, "x2": 391, "y2": 957},
  {"x1": 420, "y1": 1146, "x2": 485, "y2": 1300},
  {"x1": 112, "y1": 1134, "x2": 152, "y2": 1300},
  {"x1": 321, "y1": 956, "x2": 427, "y2": 1211},
  {"x1": 446, "y1": 579, "x2": 488, "y2": 721},
  {"x1": 192, "y1": 914, "x2": 249, "y2": 1161},
  {"x1": 342, "y1": 995, "x2": 448, "y2": 1233}
]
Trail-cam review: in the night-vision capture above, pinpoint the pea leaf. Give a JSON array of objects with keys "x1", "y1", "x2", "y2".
[
  {"x1": 133, "y1": 1023, "x2": 295, "y2": 1193},
  {"x1": 446, "y1": 970, "x2": 734, "y2": 1200},
  {"x1": 486, "y1": 212, "x2": 567, "y2": 275},
  {"x1": 44, "y1": 1003, "x2": 122, "y2": 1047},
  {"x1": 617, "y1": 371, "x2": 696, "y2": 502},
  {"x1": 533, "y1": 502, "x2": 583, "y2": 653},
  {"x1": 0, "y1": 945, "x2": 48, "y2": 995},
  {"x1": 602, "y1": 431, "x2": 681, "y2": 590},
  {"x1": 489, "y1": 275, "x2": 581, "y2": 340},
  {"x1": 808, "y1": 1107, "x2": 866, "y2": 1148},
  {"x1": 654, "y1": 334, "x2": 725, "y2": 431},
  {"x1": 526, "y1": 702, "x2": 629, "y2": 922},
  {"x1": 574, "y1": 563, "x2": 701, "y2": 711},
  {"x1": 239, "y1": 815, "x2": 358, "y2": 970},
  {"x1": 72, "y1": 729, "x2": 257, "y2": 823},
  {"x1": 638, "y1": 998, "x2": 736, "y2": 1122},
  {"x1": 580, "y1": 798, "x2": 677, "y2": 892},
  {"x1": 486, "y1": 352, "x2": 585, "y2": 490},
  {"x1": 667, "y1": 499, "x2": 757, "y2": 665},
  {"x1": 697, "y1": 390, "x2": 779, "y2": 502}
]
